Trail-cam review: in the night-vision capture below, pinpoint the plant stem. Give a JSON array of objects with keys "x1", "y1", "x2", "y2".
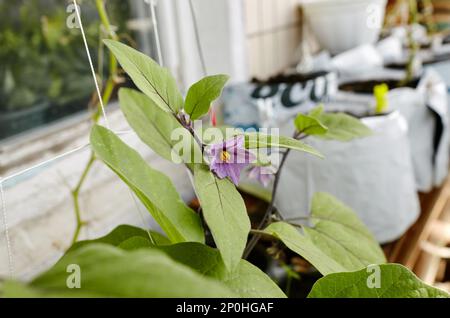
[
  {"x1": 401, "y1": 0, "x2": 419, "y2": 86},
  {"x1": 96, "y1": 0, "x2": 118, "y2": 40},
  {"x1": 421, "y1": 0, "x2": 437, "y2": 34},
  {"x1": 243, "y1": 132, "x2": 304, "y2": 258},
  {"x1": 70, "y1": 154, "x2": 95, "y2": 245},
  {"x1": 285, "y1": 272, "x2": 293, "y2": 297},
  {"x1": 69, "y1": 0, "x2": 119, "y2": 244}
]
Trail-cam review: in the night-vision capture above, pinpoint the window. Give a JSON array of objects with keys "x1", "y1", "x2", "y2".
[{"x1": 0, "y1": 0, "x2": 158, "y2": 141}]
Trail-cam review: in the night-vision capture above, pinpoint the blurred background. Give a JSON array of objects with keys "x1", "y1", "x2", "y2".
[{"x1": 0, "y1": 0, "x2": 450, "y2": 294}]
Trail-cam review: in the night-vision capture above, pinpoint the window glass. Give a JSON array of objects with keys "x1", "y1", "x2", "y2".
[{"x1": 0, "y1": 0, "x2": 156, "y2": 140}]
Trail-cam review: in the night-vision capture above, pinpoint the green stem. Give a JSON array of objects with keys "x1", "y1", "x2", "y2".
[
  {"x1": 285, "y1": 273, "x2": 292, "y2": 298},
  {"x1": 401, "y1": 0, "x2": 419, "y2": 86},
  {"x1": 96, "y1": 0, "x2": 118, "y2": 40},
  {"x1": 70, "y1": 0, "x2": 119, "y2": 245},
  {"x1": 92, "y1": 75, "x2": 116, "y2": 122},
  {"x1": 243, "y1": 132, "x2": 305, "y2": 258},
  {"x1": 70, "y1": 154, "x2": 95, "y2": 245},
  {"x1": 421, "y1": 0, "x2": 437, "y2": 34}
]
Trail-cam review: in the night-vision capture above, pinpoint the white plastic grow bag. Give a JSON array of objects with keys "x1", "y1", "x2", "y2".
[
  {"x1": 275, "y1": 111, "x2": 420, "y2": 243},
  {"x1": 337, "y1": 69, "x2": 450, "y2": 191}
]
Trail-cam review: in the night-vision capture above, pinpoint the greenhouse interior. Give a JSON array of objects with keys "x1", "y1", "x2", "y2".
[{"x1": 1, "y1": 0, "x2": 450, "y2": 302}]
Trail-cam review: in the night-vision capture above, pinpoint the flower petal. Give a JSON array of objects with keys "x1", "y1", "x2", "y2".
[{"x1": 225, "y1": 164, "x2": 241, "y2": 185}]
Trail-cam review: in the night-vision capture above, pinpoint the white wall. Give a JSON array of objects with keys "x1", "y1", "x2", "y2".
[
  {"x1": 175, "y1": 0, "x2": 248, "y2": 87},
  {"x1": 159, "y1": 0, "x2": 304, "y2": 88}
]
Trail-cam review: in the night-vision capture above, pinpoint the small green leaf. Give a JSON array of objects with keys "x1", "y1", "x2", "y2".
[
  {"x1": 104, "y1": 40, "x2": 183, "y2": 113},
  {"x1": 68, "y1": 224, "x2": 170, "y2": 253},
  {"x1": 243, "y1": 133, "x2": 324, "y2": 159},
  {"x1": 119, "y1": 88, "x2": 188, "y2": 162},
  {"x1": 159, "y1": 243, "x2": 286, "y2": 298},
  {"x1": 308, "y1": 264, "x2": 450, "y2": 298},
  {"x1": 263, "y1": 193, "x2": 386, "y2": 275},
  {"x1": 294, "y1": 113, "x2": 328, "y2": 136},
  {"x1": 27, "y1": 244, "x2": 235, "y2": 297},
  {"x1": 310, "y1": 111, "x2": 372, "y2": 142},
  {"x1": 90, "y1": 125, "x2": 204, "y2": 244},
  {"x1": 308, "y1": 105, "x2": 324, "y2": 117},
  {"x1": 59, "y1": 226, "x2": 284, "y2": 297},
  {"x1": 185, "y1": 75, "x2": 229, "y2": 120},
  {"x1": 193, "y1": 164, "x2": 250, "y2": 272}
]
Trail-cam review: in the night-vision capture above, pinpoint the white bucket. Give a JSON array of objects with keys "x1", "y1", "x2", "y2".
[{"x1": 301, "y1": 0, "x2": 387, "y2": 55}]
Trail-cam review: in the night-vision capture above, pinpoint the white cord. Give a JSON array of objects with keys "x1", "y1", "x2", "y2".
[
  {"x1": 0, "y1": 2, "x2": 168, "y2": 275},
  {"x1": 73, "y1": 0, "x2": 110, "y2": 129},
  {"x1": 2, "y1": 144, "x2": 90, "y2": 184},
  {"x1": 0, "y1": 179, "x2": 14, "y2": 278},
  {"x1": 146, "y1": 0, "x2": 164, "y2": 67},
  {"x1": 129, "y1": 192, "x2": 155, "y2": 245},
  {"x1": 1, "y1": 130, "x2": 134, "y2": 184}
]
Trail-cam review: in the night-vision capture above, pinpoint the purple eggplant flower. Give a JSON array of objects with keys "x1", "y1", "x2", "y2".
[
  {"x1": 207, "y1": 135, "x2": 255, "y2": 185},
  {"x1": 248, "y1": 165, "x2": 276, "y2": 187}
]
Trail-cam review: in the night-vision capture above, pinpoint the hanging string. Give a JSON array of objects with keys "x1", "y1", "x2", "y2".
[
  {"x1": 2, "y1": 144, "x2": 90, "y2": 184},
  {"x1": 0, "y1": 2, "x2": 171, "y2": 275},
  {"x1": 188, "y1": 0, "x2": 207, "y2": 76},
  {"x1": 146, "y1": 0, "x2": 164, "y2": 67},
  {"x1": 73, "y1": 0, "x2": 110, "y2": 129},
  {"x1": 0, "y1": 179, "x2": 14, "y2": 278},
  {"x1": 74, "y1": 0, "x2": 150, "y2": 243},
  {"x1": 130, "y1": 191, "x2": 155, "y2": 244}
]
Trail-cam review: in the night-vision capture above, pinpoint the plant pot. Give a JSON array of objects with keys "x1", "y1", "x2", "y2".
[
  {"x1": 301, "y1": 0, "x2": 387, "y2": 55},
  {"x1": 0, "y1": 101, "x2": 50, "y2": 140},
  {"x1": 276, "y1": 111, "x2": 420, "y2": 243},
  {"x1": 337, "y1": 71, "x2": 450, "y2": 191}
]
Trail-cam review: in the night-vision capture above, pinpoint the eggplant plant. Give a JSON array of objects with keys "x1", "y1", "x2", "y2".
[{"x1": 1, "y1": 41, "x2": 448, "y2": 298}]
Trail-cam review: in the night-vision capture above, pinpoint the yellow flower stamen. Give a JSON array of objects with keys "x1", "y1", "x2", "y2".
[{"x1": 220, "y1": 150, "x2": 231, "y2": 162}]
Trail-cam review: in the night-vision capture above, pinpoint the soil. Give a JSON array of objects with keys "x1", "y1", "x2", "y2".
[
  {"x1": 251, "y1": 71, "x2": 329, "y2": 85},
  {"x1": 337, "y1": 78, "x2": 420, "y2": 119},
  {"x1": 385, "y1": 52, "x2": 450, "y2": 70},
  {"x1": 444, "y1": 34, "x2": 450, "y2": 45},
  {"x1": 339, "y1": 78, "x2": 420, "y2": 94}
]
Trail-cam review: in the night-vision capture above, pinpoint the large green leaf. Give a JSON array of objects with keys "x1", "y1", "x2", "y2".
[
  {"x1": 0, "y1": 281, "x2": 101, "y2": 298},
  {"x1": 193, "y1": 164, "x2": 250, "y2": 272},
  {"x1": 309, "y1": 106, "x2": 372, "y2": 141},
  {"x1": 12, "y1": 244, "x2": 235, "y2": 298},
  {"x1": 119, "y1": 88, "x2": 186, "y2": 162},
  {"x1": 185, "y1": 75, "x2": 229, "y2": 120},
  {"x1": 304, "y1": 193, "x2": 386, "y2": 267},
  {"x1": 308, "y1": 264, "x2": 450, "y2": 298},
  {"x1": 263, "y1": 193, "x2": 386, "y2": 275},
  {"x1": 159, "y1": 243, "x2": 286, "y2": 298},
  {"x1": 243, "y1": 133, "x2": 324, "y2": 159},
  {"x1": 263, "y1": 222, "x2": 347, "y2": 275},
  {"x1": 90, "y1": 125, "x2": 204, "y2": 244},
  {"x1": 68, "y1": 224, "x2": 170, "y2": 253},
  {"x1": 104, "y1": 40, "x2": 183, "y2": 113},
  {"x1": 63, "y1": 224, "x2": 284, "y2": 298}
]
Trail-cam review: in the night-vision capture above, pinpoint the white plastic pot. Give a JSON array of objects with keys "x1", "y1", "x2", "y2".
[
  {"x1": 301, "y1": 0, "x2": 387, "y2": 55},
  {"x1": 276, "y1": 111, "x2": 420, "y2": 243}
]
